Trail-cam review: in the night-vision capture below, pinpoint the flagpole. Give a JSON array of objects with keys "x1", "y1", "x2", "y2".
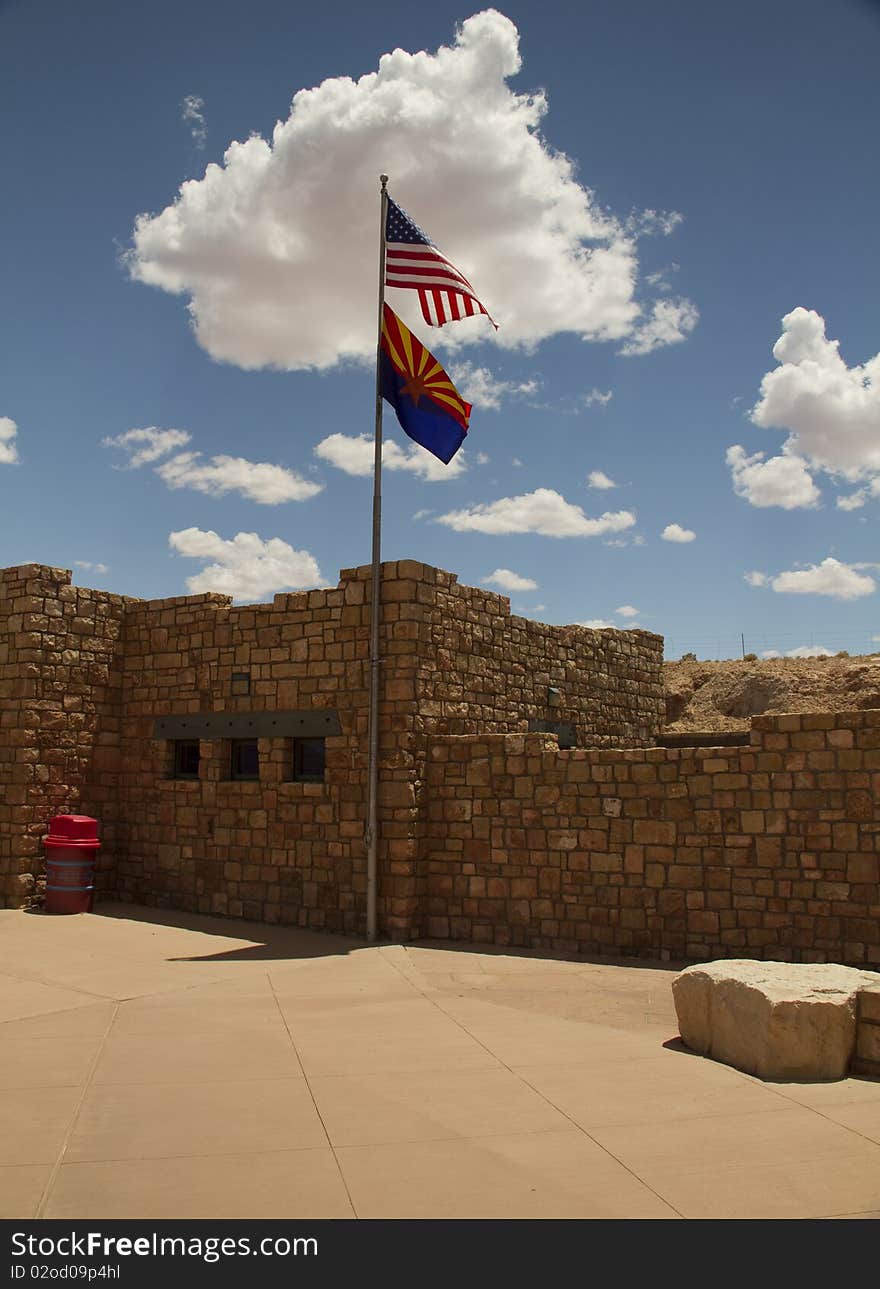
[{"x1": 365, "y1": 173, "x2": 388, "y2": 943}]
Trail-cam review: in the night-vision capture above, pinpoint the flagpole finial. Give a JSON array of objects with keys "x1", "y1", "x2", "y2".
[{"x1": 380, "y1": 174, "x2": 388, "y2": 188}]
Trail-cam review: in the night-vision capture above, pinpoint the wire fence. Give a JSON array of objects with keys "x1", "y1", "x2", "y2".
[{"x1": 662, "y1": 628, "x2": 880, "y2": 662}]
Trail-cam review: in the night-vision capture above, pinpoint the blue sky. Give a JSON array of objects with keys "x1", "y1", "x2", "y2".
[{"x1": 2, "y1": 0, "x2": 879, "y2": 658}]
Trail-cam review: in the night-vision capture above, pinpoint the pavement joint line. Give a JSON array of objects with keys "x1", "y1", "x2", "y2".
[
  {"x1": 0, "y1": 1001, "x2": 114, "y2": 1028},
  {"x1": 268, "y1": 971, "x2": 359, "y2": 1220},
  {"x1": 380, "y1": 942, "x2": 686, "y2": 1219},
  {"x1": 34, "y1": 1000, "x2": 120, "y2": 1220},
  {"x1": 746, "y1": 1078, "x2": 880, "y2": 1150},
  {"x1": 0, "y1": 967, "x2": 115, "y2": 1004}
]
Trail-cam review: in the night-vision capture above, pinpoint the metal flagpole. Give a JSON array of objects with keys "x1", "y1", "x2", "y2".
[{"x1": 365, "y1": 174, "x2": 389, "y2": 943}]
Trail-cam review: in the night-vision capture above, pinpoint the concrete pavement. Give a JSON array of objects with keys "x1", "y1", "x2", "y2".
[{"x1": 1, "y1": 903, "x2": 879, "y2": 1220}]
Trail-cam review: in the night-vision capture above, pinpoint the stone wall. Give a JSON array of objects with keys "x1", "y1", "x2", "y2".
[
  {"x1": 414, "y1": 565, "x2": 663, "y2": 746},
  {"x1": 0, "y1": 565, "x2": 129, "y2": 907},
  {"x1": 1, "y1": 559, "x2": 662, "y2": 932},
  {"x1": 422, "y1": 712, "x2": 880, "y2": 965},
  {"x1": 106, "y1": 573, "x2": 419, "y2": 937}
]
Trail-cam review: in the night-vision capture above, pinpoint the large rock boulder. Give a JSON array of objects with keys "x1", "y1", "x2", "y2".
[{"x1": 672, "y1": 960, "x2": 880, "y2": 1080}]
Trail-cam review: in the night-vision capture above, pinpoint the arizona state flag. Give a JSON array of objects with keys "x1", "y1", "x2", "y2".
[{"x1": 380, "y1": 304, "x2": 471, "y2": 464}]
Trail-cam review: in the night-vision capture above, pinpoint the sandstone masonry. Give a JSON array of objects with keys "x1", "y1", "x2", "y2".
[
  {"x1": 2, "y1": 561, "x2": 877, "y2": 965},
  {"x1": 0, "y1": 561, "x2": 663, "y2": 941}
]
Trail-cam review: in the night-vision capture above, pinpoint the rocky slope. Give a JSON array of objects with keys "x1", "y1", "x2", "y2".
[{"x1": 663, "y1": 653, "x2": 880, "y2": 733}]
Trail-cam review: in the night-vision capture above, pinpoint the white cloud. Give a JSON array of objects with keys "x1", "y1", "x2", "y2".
[
  {"x1": 836, "y1": 478, "x2": 880, "y2": 512},
  {"x1": 476, "y1": 451, "x2": 490, "y2": 465},
  {"x1": 618, "y1": 298, "x2": 699, "y2": 357},
  {"x1": 103, "y1": 427, "x2": 192, "y2": 468},
  {"x1": 437, "y1": 488, "x2": 636, "y2": 537},
  {"x1": 785, "y1": 645, "x2": 834, "y2": 658},
  {"x1": 632, "y1": 534, "x2": 646, "y2": 547},
  {"x1": 168, "y1": 527, "x2": 322, "y2": 602},
  {"x1": 314, "y1": 432, "x2": 466, "y2": 481},
  {"x1": 749, "y1": 308, "x2": 880, "y2": 485},
  {"x1": 726, "y1": 444, "x2": 819, "y2": 510},
  {"x1": 104, "y1": 428, "x2": 319, "y2": 504},
  {"x1": 645, "y1": 262, "x2": 679, "y2": 292},
  {"x1": 761, "y1": 650, "x2": 781, "y2": 659},
  {"x1": 449, "y1": 362, "x2": 538, "y2": 410},
  {"x1": 744, "y1": 570, "x2": 768, "y2": 587},
  {"x1": 73, "y1": 561, "x2": 109, "y2": 575},
  {"x1": 127, "y1": 12, "x2": 693, "y2": 371},
  {"x1": 587, "y1": 470, "x2": 617, "y2": 490},
  {"x1": 661, "y1": 523, "x2": 696, "y2": 543},
  {"x1": 769, "y1": 557, "x2": 875, "y2": 601},
  {"x1": 482, "y1": 568, "x2": 538, "y2": 592},
  {"x1": 627, "y1": 209, "x2": 684, "y2": 238},
  {"x1": 616, "y1": 604, "x2": 639, "y2": 617},
  {"x1": 575, "y1": 619, "x2": 615, "y2": 629},
  {"x1": 156, "y1": 452, "x2": 322, "y2": 504},
  {"x1": 181, "y1": 95, "x2": 207, "y2": 148},
  {"x1": 583, "y1": 388, "x2": 613, "y2": 407},
  {"x1": 0, "y1": 416, "x2": 19, "y2": 464}
]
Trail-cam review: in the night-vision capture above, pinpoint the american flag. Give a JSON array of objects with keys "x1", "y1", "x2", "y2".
[{"x1": 384, "y1": 196, "x2": 496, "y2": 329}]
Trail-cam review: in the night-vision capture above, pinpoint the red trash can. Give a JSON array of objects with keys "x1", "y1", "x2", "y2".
[{"x1": 43, "y1": 815, "x2": 100, "y2": 914}]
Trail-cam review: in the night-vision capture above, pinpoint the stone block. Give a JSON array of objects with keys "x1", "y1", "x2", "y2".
[{"x1": 673, "y1": 960, "x2": 880, "y2": 1080}]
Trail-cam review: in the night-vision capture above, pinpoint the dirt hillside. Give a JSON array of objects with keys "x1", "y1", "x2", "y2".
[{"x1": 663, "y1": 653, "x2": 880, "y2": 733}]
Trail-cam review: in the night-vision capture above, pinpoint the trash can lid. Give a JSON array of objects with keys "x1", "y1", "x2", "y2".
[{"x1": 44, "y1": 815, "x2": 100, "y2": 845}]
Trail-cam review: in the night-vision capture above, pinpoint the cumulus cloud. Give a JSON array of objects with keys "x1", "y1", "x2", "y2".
[
  {"x1": 482, "y1": 568, "x2": 538, "y2": 592},
  {"x1": 616, "y1": 604, "x2": 639, "y2": 617},
  {"x1": 104, "y1": 427, "x2": 318, "y2": 503},
  {"x1": 168, "y1": 528, "x2": 322, "y2": 602},
  {"x1": 314, "y1": 432, "x2": 466, "y2": 481},
  {"x1": 582, "y1": 388, "x2": 613, "y2": 407},
  {"x1": 733, "y1": 308, "x2": 880, "y2": 509},
  {"x1": 0, "y1": 416, "x2": 19, "y2": 464},
  {"x1": 618, "y1": 298, "x2": 699, "y2": 357},
  {"x1": 785, "y1": 644, "x2": 834, "y2": 658},
  {"x1": 767, "y1": 557, "x2": 875, "y2": 601},
  {"x1": 127, "y1": 12, "x2": 693, "y2": 371},
  {"x1": 156, "y1": 452, "x2": 321, "y2": 504},
  {"x1": 726, "y1": 444, "x2": 819, "y2": 510},
  {"x1": 575, "y1": 619, "x2": 615, "y2": 629},
  {"x1": 661, "y1": 523, "x2": 695, "y2": 543},
  {"x1": 449, "y1": 362, "x2": 538, "y2": 410},
  {"x1": 436, "y1": 488, "x2": 636, "y2": 537},
  {"x1": 73, "y1": 561, "x2": 109, "y2": 575},
  {"x1": 103, "y1": 427, "x2": 192, "y2": 468},
  {"x1": 836, "y1": 478, "x2": 880, "y2": 512},
  {"x1": 744, "y1": 570, "x2": 768, "y2": 587},
  {"x1": 587, "y1": 470, "x2": 617, "y2": 489},
  {"x1": 181, "y1": 95, "x2": 207, "y2": 148},
  {"x1": 760, "y1": 645, "x2": 835, "y2": 659},
  {"x1": 749, "y1": 308, "x2": 880, "y2": 484}
]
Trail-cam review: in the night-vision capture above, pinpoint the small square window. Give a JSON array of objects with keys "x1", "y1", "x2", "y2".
[
  {"x1": 230, "y1": 738, "x2": 259, "y2": 780},
  {"x1": 231, "y1": 671, "x2": 251, "y2": 696},
  {"x1": 292, "y1": 737, "x2": 325, "y2": 782},
  {"x1": 172, "y1": 739, "x2": 200, "y2": 779}
]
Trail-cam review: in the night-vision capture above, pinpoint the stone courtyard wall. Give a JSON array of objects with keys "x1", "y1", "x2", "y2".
[
  {"x1": 413, "y1": 565, "x2": 663, "y2": 746},
  {"x1": 1, "y1": 560, "x2": 662, "y2": 932},
  {"x1": 421, "y1": 712, "x2": 880, "y2": 966},
  {"x1": 0, "y1": 565, "x2": 128, "y2": 907},
  {"x1": 106, "y1": 572, "x2": 417, "y2": 937}
]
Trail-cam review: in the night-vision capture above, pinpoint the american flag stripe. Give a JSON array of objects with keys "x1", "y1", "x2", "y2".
[{"x1": 383, "y1": 194, "x2": 496, "y2": 329}]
